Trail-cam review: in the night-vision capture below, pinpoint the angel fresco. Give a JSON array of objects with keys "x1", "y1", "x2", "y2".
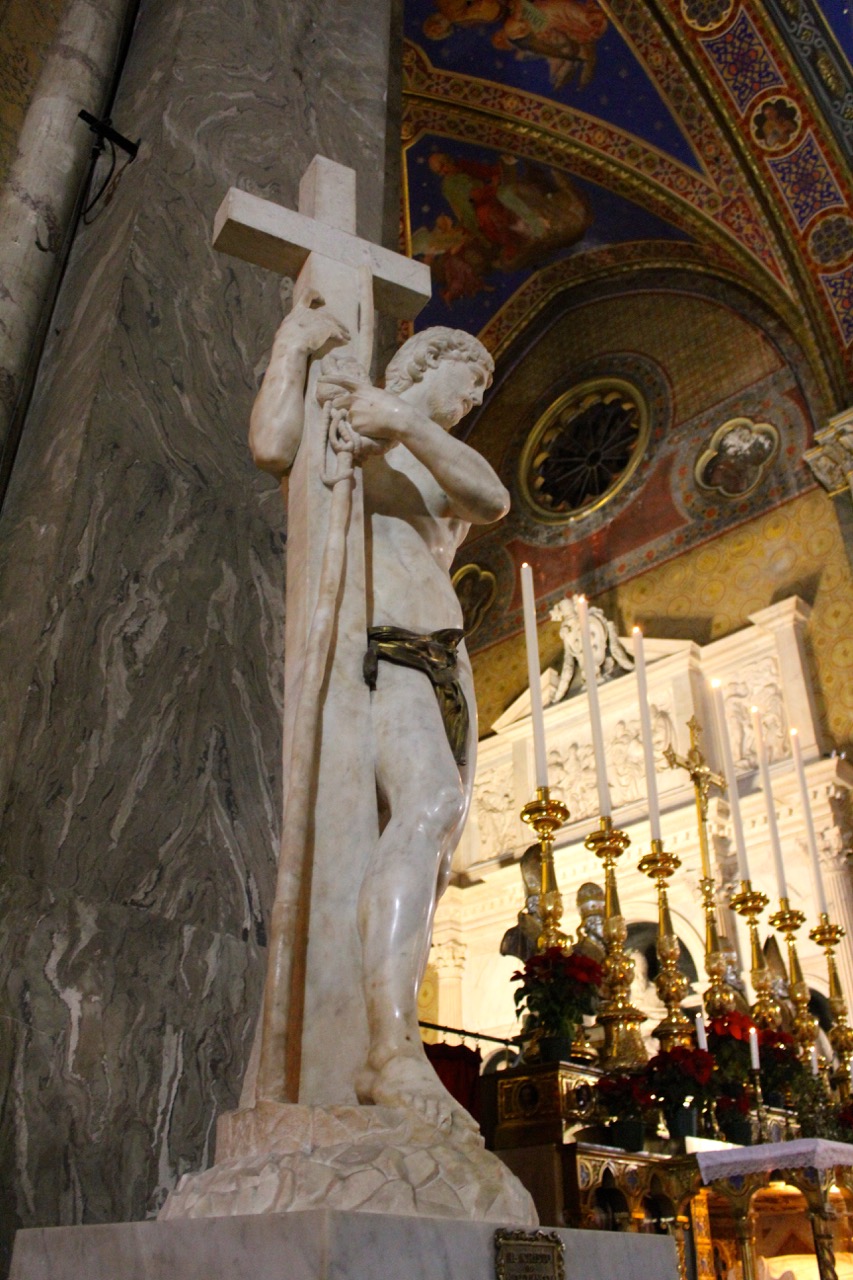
[
  {"x1": 411, "y1": 152, "x2": 592, "y2": 304},
  {"x1": 423, "y1": 0, "x2": 607, "y2": 90}
]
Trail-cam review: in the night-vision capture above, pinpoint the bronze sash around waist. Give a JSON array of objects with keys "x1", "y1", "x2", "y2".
[{"x1": 363, "y1": 626, "x2": 469, "y2": 767}]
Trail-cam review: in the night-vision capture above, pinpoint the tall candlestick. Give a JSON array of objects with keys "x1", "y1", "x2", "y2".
[
  {"x1": 576, "y1": 594, "x2": 611, "y2": 818},
  {"x1": 695, "y1": 1011, "x2": 708, "y2": 1051},
  {"x1": 791, "y1": 728, "x2": 828, "y2": 917},
  {"x1": 711, "y1": 681, "x2": 750, "y2": 882},
  {"x1": 633, "y1": 627, "x2": 661, "y2": 842},
  {"x1": 520, "y1": 563, "x2": 549, "y2": 790},
  {"x1": 751, "y1": 706, "x2": 787, "y2": 901},
  {"x1": 749, "y1": 1025, "x2": 760, "y2": 1070}
]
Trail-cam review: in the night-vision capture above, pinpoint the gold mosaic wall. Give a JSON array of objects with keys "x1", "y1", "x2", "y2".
[
  {"x1": 0, "y1": 0, "x2": 67, "y2": 185},
  {"x1": 471, "y1": 488, "x2": 853, "y2": 750}
]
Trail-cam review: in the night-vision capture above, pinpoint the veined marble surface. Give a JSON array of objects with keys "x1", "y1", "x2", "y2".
[
  {"x1": 160, "y1": 1103, "x2": 536, "y2": 1224},
  {"x1": 10, "y1": 1208, "x2": 679, "y2": 1280},
  {"x1": 0, "y1": 0, "x2": 395, "y2": 1264}
]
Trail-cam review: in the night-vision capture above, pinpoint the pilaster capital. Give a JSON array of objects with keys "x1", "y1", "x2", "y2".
[{"x1": 804, "y1": 408, "x2": 853, "y2": 499}]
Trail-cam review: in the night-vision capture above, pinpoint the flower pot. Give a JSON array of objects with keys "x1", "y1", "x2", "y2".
[
  {"x1": 720, "y1": 1113, "x2": 752, "y2": 1145},
  {"x1": 606, "y1": 1119, "x2": 646, "y2": 1151},
  {"x1": 664, "y1": 1104, "x2": 699, "y2": 1140},
  {"x1": 537, "y1": 1034, "x2": 575, "y2": 1063}
]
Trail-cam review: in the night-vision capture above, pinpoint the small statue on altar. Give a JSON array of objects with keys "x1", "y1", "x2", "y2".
[
  {"x1": 573, "y1": 882, "x2": 606, "y2": 963},
  {"x1": 500, "y1": 845, "x2": 543, "y2": 961}
]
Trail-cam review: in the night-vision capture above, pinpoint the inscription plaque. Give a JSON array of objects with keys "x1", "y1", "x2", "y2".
[{"x1": 494, "y1": 1228, "x2": 565, "y2": 1280}]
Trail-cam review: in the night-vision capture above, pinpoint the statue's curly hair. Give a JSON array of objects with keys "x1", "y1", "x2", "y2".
[{"x1": 383, "y1": 326, "x2": 494, "y2": 395}]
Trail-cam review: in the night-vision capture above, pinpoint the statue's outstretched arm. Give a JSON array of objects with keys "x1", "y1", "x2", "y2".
[{"x1": 249, "y1": 293, "x2": 349, "y2": 478}]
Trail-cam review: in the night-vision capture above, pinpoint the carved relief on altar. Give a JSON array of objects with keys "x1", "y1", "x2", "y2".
[
  {"x1": 547, "y1": 739, "x2": 598, "y2": 821},
  {"x1": 546, "y1": 705, "x2": 675, "y2": 819},
  {"x1": 472, "y1": 761, "x2": 521, "y2": 858},
  {"x1": 609, "y1": 706, "x2": 676, "y2": 806},
  {"x1": 715, "y1": 657, "x2": 787, "y2": 768}
]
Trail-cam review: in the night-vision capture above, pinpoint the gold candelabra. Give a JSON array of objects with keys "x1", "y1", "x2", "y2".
[
  {"x1": 585, "y1": 816, "x2": 648, "y2": 1069},
  {"x1": 809, "y1": 913, "x2": 853, "y2": 1098},
  {"x1": 665, "y1": 717, "x2": 737, "y2": 1019},
  {"x1": 520, "y1": 786, "x2": 570, "y2": 951},
  {"x1": 730, "y1": 880, "x2": 782, "y2": 1029},
  {"x1": 638, "y1": 840, "x2": 693, "y2": 1051},
  {"x1": 769, "y1": 898, "x2": 818, "y2": 1062}
]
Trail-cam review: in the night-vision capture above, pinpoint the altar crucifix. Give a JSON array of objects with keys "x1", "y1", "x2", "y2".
[{"x1": 665, "y1": 714, "x2": 738, "y2": 1017}]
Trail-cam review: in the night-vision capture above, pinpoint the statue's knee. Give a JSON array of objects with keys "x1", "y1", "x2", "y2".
[{"x1": 424, "y1": 783, "x2": 466, "y2": 842}]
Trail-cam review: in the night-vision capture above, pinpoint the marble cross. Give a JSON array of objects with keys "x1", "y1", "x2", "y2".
[{"x1": 213, "y1": 158, "x2": 431, "y2": 1106}]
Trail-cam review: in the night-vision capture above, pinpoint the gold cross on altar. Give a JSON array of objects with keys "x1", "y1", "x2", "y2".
[{"x1": 664, "y1": 715, "x2": 725, "y2": 879}]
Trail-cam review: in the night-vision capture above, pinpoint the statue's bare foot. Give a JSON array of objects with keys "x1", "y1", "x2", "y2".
[{"x1": 357, "y1": 1052, "x2": 480, "y2": 1137}]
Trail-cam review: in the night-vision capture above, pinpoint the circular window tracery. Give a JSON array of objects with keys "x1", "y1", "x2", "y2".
[{"x1": 519, "y1": 378, "x2": 650, "y2": 523}]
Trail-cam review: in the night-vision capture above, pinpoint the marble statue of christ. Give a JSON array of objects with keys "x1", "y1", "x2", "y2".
[{"x1": 249, "y1": 293, "x2": 509, "y2": 1132}]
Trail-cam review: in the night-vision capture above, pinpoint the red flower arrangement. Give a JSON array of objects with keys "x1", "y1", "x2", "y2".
[
  {"x1": 595, "y1": 1071, "x2": 655, "y2": 1123},
  {"x1": 707, "y1": 1011, "x2": 756, "y2": 1093},
  {"x1": 512, "y1": 947, "x2": 603, "y2": 1039},
  {"x1": 757, "y1": 1027, "x2": 804, "y2": 1101},
  {"x1": 645, "y1": 1046, "x2": 716, "y2": 1109}
]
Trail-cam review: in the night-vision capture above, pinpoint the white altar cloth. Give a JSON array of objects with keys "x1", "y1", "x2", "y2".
[{"x1": 696, "y1": 1138, "x2": 853, "y2": 1183}]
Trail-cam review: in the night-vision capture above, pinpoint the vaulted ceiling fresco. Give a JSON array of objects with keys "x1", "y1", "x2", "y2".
[
  {"x1": 401, "y1": 0, "x2": 853, "y2": 738},
  {"x1": 402, "y1": 0, "x2": 852, "y2": 382}
]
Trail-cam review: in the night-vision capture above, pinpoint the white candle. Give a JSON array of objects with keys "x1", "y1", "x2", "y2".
[
  {"x1": 751, "y1": 706, "x2": 787, "y2": 900},
  {"x1": 712, "y1": 681, "x2": 751, "y2": 882},
  {"x1": 520, "y1": 563, "x2": 548, "y2": 790},
  {"x1": 749, "y1": 1026, "x2": 760, "y2": 1071},
  {"x1": 633, "y1": 627, "x2": 661, "y2": 842},
  {"x1": 810, "y1": 1044, "x2": 819, "y2": 1077},
  {"x1": 695, "y1": 1011, "x2": 708, "y2": 1051},
  {"x1": 576, "y1": 594, "x2": 611, "y2": 818},
  {"x1": 791, "y1": 728, "x2": 828, "y2": 917}
]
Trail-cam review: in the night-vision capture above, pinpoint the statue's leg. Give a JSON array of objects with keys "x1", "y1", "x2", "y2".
[{"x1": 356, "y1": 660, "x2": 478, "y2": 1132}]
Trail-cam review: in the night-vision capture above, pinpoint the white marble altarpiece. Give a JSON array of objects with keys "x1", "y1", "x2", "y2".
[{"x1": 430, "y1": 597, "x2": 853, "y2": 1049}]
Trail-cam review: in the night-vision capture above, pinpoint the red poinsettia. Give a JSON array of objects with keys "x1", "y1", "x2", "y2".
[
  {"x1": 707, "y1": 1011, "x2": 756, "y2": 1093},
  {"x1": 709, "y1": 1011, "x2": 755, "y2": 1041},
  {"x1": 595, "y1": 1071, "x2": 655, "y2": 1122},
  {"x1": 512, "y1": 946, "x2": 603, "y2": 1038},
  {"x1": 645, "y1": 1046, "x2": 716, "y2": 1108}
]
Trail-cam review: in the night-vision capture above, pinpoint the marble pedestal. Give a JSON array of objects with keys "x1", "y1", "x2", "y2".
[
  {"x1": 10, "y1": 1208, "x2": 679, "y2": 1280},
  {"x1": 160, "y1": 1102, "x2": 537, "y2": 1225}
]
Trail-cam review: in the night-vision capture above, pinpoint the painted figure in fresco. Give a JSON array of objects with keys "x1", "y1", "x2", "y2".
[
  {"x1": 423, "y1": 0, "x2": 607, "y2": 90},
  {"x1": 250, "y1": 296, "x2": 510, "y2": 1130},
  {"x1": 412, "y1": 152, "x2": 592, "y2": 303}
]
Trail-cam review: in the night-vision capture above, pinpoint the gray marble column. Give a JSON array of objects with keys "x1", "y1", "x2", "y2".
[
  {"x1": 0, "y1": 0, "x2": 395, "y2": 1267},
  {"x1": 0, "y1": 0, "x2": 135, "y2": 477}
]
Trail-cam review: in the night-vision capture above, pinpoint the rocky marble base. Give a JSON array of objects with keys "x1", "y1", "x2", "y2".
[
  {"x1": 10, "y1": 1207, "x2": 680, "y2": 1280},
  {"x1": 159, "y1": 1103, "x2": 537, "y2": 1225}
]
